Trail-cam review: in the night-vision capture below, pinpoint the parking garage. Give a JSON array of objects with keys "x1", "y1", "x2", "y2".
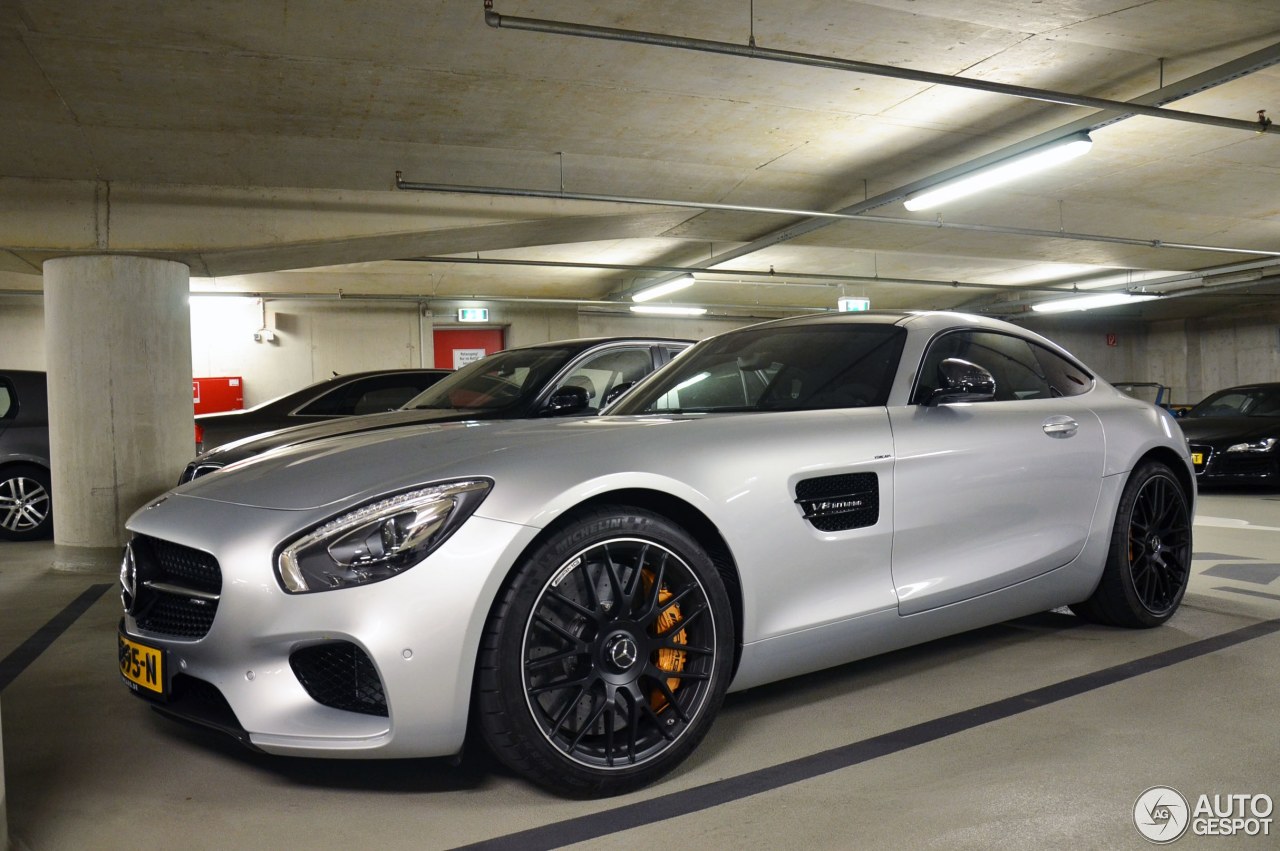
[{"x1": 3, "y1": 2, "x2": 1280, "y2": 848}]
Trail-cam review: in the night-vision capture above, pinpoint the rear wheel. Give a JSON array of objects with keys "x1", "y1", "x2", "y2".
[
  {"x1": 0, "y1": 464, "x2": 53, "y2": 541},
  {"x1": 476, "y1": 506, "x2": 733, "y2": 797},
  {"x1": 1070, "y1": 461, "x2": 1191, "y2": 628}
]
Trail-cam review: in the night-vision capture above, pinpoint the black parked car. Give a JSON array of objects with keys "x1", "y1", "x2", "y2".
[
  {"x1": 1178, "y1": 382, "x2": 1280, "y2": 484},
  {"x1": 196, "y1": 368, "x2": 451, "y2": 453},
  {"x1": 181, "y1": 337, "x2": 691, "y2": 483},
  {"x1": 0, "y1": 370, "x2": 52, "y2": 540}
]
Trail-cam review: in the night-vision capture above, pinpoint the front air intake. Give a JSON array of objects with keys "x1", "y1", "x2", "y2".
[{"x1": 290, "y1": 642, "x2": 389, "y2": 717}]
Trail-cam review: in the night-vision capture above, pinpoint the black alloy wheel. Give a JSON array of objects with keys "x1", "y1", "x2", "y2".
[
  {"x1": 1071, "y1": 461, "x2": 1191, "y2": 628},
  {"x1": 0, "y1": 464, "x2": 53, "y2": 541},
  {"x1": 477, "y1": 507, "x2": 733, "y2": 797}
]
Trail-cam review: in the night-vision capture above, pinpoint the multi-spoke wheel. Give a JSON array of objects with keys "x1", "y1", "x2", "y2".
[
  {"x1": 476, "y1": 506, "x2": 733, "y2": 797},
  {"x1": 1071, "y1": 461, "x2": 1191, "y2": 628},
  {"x1": 0, "y1": 464, "x2": 53, "y2": 541}
]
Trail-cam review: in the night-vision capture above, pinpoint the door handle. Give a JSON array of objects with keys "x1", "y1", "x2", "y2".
[{"x1": 1042, "y1": 415, "x2": 1079, "y2": 438}]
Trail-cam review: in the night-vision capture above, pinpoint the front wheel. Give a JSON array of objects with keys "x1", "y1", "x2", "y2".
[
  {"x1": 475, "y1": 506, "x2": 734, "y2": 797},
  {"x1": 0, "y1": 464, "x2": 53, "y2": 541},
  {"x1": 1070, "y1": 461, "x2": 1191, "y2": 628}
]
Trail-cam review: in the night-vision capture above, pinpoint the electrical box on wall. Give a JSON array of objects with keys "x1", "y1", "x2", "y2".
[{"x1": 193, "y1": 376, "x2": 244, "y2": 414}]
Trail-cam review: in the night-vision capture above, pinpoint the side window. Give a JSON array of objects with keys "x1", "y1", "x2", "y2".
[
  {"x1": 0, "y1": 384, "x2": 14, "y2": 419},
  {"x1": 552, "y1": 348, "x2": 654, "y2": 411},
  {"x1": 1032, "y1": 345, "x2": 1093, "y2": 398},
  {"x1": 298, "y1": 375, "x2": 432, "y2": 416},
  {"x1": 914, "y1": 331, "x2": 1056, "y2": 403}
]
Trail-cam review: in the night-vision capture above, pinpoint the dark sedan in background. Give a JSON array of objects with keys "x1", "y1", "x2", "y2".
[
  {"x1": 195, "y1": 368, "x2": 451, "y2": 453},
  {"x1": 180, "y1": 337, "x2": 691, "y2": 483},
  {"x1": 0, "y1": 369, "x2": 52, "y2": 540},
  {"x1": 1178, "y1": 382, "x2": 1280, "y2": 485}
]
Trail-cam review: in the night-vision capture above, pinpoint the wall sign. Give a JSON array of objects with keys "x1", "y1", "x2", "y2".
[{"x1": 453, "y1": 348, "x2": 486, "y2": 369}]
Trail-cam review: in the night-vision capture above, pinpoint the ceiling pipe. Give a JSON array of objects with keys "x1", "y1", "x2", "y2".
[
  {"x1": 401, "y1": 254, "x2": 1121, "y2": 296},
  {"x1": 963, "y1": 257, "x2": 1280, "y2": 312},
  {"x1": 482, "y1": 5, "x2": 1279, "y2": 136},
  {"x1": 395, "y1": 174, "x2": 1280, "y2": 261}
]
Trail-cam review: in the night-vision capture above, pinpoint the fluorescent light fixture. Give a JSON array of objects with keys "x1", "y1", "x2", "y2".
[
  {"x1": 904, "y1": 132, "x2": 1093, "y2": 212},
  {"x1": 630, "y1": 305, "x2": 708, "y2": 316},
  {"x1": 632, "y1": 275, "x2": 695, "y2": 303},
  {"x1": 1030, "y1": 292, "x2": 1158, "y2": 313}
]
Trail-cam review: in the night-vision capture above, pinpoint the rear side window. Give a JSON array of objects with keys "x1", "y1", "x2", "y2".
[
  {"x1": 298, "y1": 374, "x2": 443, "y2": 416},
  {"x1": 0, "y1": 383, "x2": 14, "y2": 419},
  {"x1": 914, "y1": 331, "x2": 1092, "y2": 403}
]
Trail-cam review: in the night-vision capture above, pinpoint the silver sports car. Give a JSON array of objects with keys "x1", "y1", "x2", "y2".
[{"x1": 118, "y1": 311, "x2": 1194, "y2": 797}]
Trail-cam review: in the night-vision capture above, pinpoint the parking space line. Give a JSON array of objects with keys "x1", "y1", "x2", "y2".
[
  {"x1": 454, "y1": 616, "x2": 1280, "y2": 851},
  {"x1": 0, "y1": 583, "x2": 113, "y2": 692},
  {"x1": 1214, "y1": 585, "x2": 1280, "y2": 602}
]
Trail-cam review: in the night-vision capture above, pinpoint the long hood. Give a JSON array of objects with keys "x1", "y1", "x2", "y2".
[
  {"x1": 1178, "y1": 416, "x2": 1280, "y2": 444},
  {"x1": 196, "y1": 407, "x2": 488, "y2": 465},
  {"x1": 175, "y1": 416, "x2": 673, "y2": 511}
]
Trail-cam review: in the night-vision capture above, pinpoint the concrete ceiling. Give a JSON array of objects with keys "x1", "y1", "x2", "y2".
[{"x1": 4, "y1": 0, "x2": 1280, "y2": 321}]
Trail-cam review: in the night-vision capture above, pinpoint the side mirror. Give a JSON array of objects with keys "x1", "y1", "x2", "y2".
[
  {"x1": 545, "y1": 385, "x2": 591, "y2": 415},
  {"x1": 601, "y1": 381, "x2": 636, "y2": 409},
  {"x1": 926, "y1": 358, "x2": 996, "y2": 405}
]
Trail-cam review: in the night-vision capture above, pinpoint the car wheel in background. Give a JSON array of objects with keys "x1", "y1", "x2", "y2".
[
  {"x1": 1070, "y1": 461, "x2": 1191, "y2": 628},
  {"x1": 0, "y1": 464, "x2": 54, "y2": 541},
  {"x1": 476, "y1": 506, "x2": 734, "y2": 797}
]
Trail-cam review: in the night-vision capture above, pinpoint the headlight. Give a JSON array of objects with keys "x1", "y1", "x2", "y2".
[
  {"x1": 277, "y1": 479, "x2": 491, "y2": 593},
  {"x1": 1226, "y1": 438, "x2": 1277, "y2": 453}
]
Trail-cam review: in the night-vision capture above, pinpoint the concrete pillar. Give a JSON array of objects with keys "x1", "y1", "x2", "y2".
[
  {"x1": 1, "y1": 697, "x2": 7, "y2": 851},
  {"x1": 43, "y1": 256, "x2": 193, "y2": 561}
]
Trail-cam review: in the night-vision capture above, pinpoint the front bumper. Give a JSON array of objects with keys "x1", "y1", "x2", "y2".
[
  {"x1": 121, "y1": 496, "x2": 534, "y2": 758},
  {"x1": 1189, "y1": 443, "x2": 1279, "y2": 483}
]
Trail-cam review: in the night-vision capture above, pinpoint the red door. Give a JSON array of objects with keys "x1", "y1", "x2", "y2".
[{"x1": 433, "y1": 328, "x2": 505, "y2": 369}]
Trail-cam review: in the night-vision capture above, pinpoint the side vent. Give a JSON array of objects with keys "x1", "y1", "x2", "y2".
[{"x1": 795, "y1": 473, "x2": 879, "y2": 532}]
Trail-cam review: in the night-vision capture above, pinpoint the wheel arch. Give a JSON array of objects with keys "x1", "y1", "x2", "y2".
[
  {"x1": 0, "y1": 457, "x2": 51, "y2": 475},
  {"x1": 498, "y1": 487, "x2": 745, "y2": 676},
  {"x1": 1133, "y1": 445, "x2": 1195, "y2": 506}
]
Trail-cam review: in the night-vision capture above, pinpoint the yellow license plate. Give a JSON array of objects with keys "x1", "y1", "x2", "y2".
[
  {"x1": 119, "y1": 633, "x2": 164, "y2": 696},
  {"x1": 1191, "y1": 452, "x2": 1204, "y2": 466}
]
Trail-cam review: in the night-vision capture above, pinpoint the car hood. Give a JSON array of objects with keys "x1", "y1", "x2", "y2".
[
  {"x1": 195, "y1": 406, "x2": 506, "y2": 465},
  {"x1": 1177, "y1": 416, "x2": 1280, "y2": 444},
  {"x1": 174, "y1": 416, "x2": 674, "y2": 511}
]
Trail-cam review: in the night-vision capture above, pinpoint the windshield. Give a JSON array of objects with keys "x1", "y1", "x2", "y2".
[
  {"x1": 402, "y1": 347, "x2": 574, "y2": 411},
  {"x1": 610, "y1": 323, "x2": 905, "y2": 415},
  {"x1": 1187, "y1": 386, "x2": 1280, "y2": 418}
]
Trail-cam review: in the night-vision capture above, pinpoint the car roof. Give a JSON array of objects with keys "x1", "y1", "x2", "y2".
[
  {"x1": 502, "y1": 336, "x2": 694, "y2": 353},
  {"x1": 1204, "y1": 382, "x2": 1280, "y2": 392}
]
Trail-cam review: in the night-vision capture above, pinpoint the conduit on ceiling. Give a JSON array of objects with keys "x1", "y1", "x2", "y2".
[{"x1": 481, "y1": 3, "x2": 1280, "y2": 136}]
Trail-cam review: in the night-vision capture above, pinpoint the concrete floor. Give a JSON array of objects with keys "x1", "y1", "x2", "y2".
[{"x1": 2, "y1": 490, "x2": 1278, "y2": 850}]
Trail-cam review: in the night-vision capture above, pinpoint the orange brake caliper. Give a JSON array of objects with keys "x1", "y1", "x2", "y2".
[{"x1": 643, "y1": 570, "x2": 687, "y2": 712}]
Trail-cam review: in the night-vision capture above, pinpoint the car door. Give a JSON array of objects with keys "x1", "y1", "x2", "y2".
[{"x1": 888, "y1": 330, "x2": 1104, "y2": 615}]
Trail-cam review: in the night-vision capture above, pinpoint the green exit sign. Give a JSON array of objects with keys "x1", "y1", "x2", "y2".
[
  {"x1": 838, "y1": 297, "x2": 870, "y2": 312},
  {"x1": 457, "y1": 308, "x2": 490, "y2": 322}
]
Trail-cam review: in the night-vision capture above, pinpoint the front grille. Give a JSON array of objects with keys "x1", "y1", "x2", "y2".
[
  {"x1": 795, "y1": 473, "x2": 880, "y2": 532},
  {"x1": 129, "y1": 535, "x2": 222, "y2": 639},
  {"x1": 290, "y1": 642, "x2": 388, "y2": 717},
  {"x1": 1215, "y1": 454, "x2": 1277, "y2": 477}
]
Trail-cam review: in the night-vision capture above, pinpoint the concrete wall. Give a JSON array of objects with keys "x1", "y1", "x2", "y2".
[
  {"x1": 0, "y1": 296, "x2": 44, "y2": 370},
  {"x1": 6, "y1": 294, "x2": 1279, "y2": 408},
  {"x1": 1021, "y1": 306, "x2": 1280, "y2": 406}
]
